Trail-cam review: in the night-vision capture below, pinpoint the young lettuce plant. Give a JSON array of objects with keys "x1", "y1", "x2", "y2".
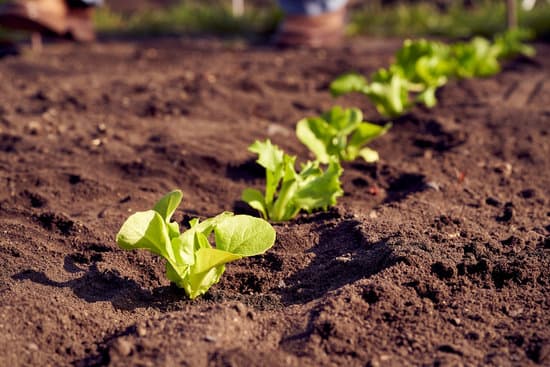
[
  {"x1": 116, "y1": 190, "x2": 276, "y2": 299},
  {"x1": 330, "y1": 32, "x2": 535, "y2": 117},
  {"x1": 242, "y1": 140, "x2": 343, "y2": 222},
  {"x1": 331, "y1": 39, "x2": 453, "y2": 111},
  {"x1": 393, "y1": 39, "x2": 454, "y2": 107},
  {"x1": 451, "y1": 30, "x2": 536, "y2": 78},
  {"x1": 493, "y1": 28, "x2": 536, "y2": 59},
  {"x1": 330, "y1": 69, "x2": 410, "y2": 117},
  {"x1": 451, "y1": 37, "x2": 501, "y2": 78},
  {"x1": 296, "y1": 106, "x2": 391, "y2": 164}
]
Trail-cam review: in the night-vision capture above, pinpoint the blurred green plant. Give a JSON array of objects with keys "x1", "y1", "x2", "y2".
[
  {"x1": 348, "y1": 1, "x2": 550, "y2": 40},
  {"x1": 94, "y1": 0, "x2": 282, "y2": 37},
  {"x1": 330, "y1": 28, "x2": 536, "y2": 117}
]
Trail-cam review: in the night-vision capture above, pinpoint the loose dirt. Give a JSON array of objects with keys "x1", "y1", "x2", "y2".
[{"x1": 0, "y1": 36, "x2": 548, "y2": 366}]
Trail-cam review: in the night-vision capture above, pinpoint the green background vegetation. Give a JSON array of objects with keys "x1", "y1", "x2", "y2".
[
  {"x1": 0, "y1": 0, "x2": 549, "y2": 41},
  {"x1": 94, "y1": 0, "x2": 550, "y2": 39}
]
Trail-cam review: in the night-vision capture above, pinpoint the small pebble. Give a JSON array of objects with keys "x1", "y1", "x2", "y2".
[
  {"x1": 426, "y1": 181, "x2": 441, "y2": 191},
  {"x1": 267, "y1": 123, "x2": 291, "y2": 137},
  {"x1": 97, "y1": 123, "x2": 107, "y2": 133},
  {"x1": 27, "y1": 343, "x2": 39, "y2": 351},
  {"x1": 110, "y1": 339, "x2": 132, "y2": 357},
  {"x1": 205, "y1": 73, "x2": 217, "y2": 83},
  {"x1": 335, "y1": 254, "x2": 352, "y2": 263},
  {"x1": 137, "y1": 326, "x2": 147, "y2": 337},
  {"x1": 204, "y1": 335, "x2": 217, "y2": 343},
  {"x1": 26, "y1": 120, "x2": 41, "y2": 135}
]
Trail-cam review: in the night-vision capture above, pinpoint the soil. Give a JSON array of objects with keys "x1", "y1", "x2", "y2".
[{"x1": 0, "y1": 36, "x2": 549, "y2": 367}]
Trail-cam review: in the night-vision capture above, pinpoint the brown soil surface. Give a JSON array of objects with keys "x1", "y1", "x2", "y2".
[{"x1": 0, "y1": 37, "x2": 549, "y2": 367}]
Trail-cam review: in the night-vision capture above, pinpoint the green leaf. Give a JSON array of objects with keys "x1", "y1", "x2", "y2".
[
  {"x1": 365, "y1": 70, "x2": 410, "y2": 117},
  {"x1": 358, "y1": 147, "x2": 380, "y2": 163},
  {"x1": 269, "y1": 178, "x2": 299, "y2": 222},
  {"x1": 214, "y1": 215, "x2": 276, "y2": 256},
  {"x1": 184, "y1": 247, "x2": 245, "y2": 299},
  {"x1": 166, "y1": 262, "x2": 187, "y2": 288},
  {"x1": 249, "y1": 139, "x2": 284, "y2": 172},
  {"x1": 153, "y1": 190, "x2": 182, "y2": 222},
  {"x1": 152, "y1": 190, "x2": 183, "y2": 239},
  {"x1": 170, "y1": 234, "x2": 195, "y2": 266},
  {"x1": 494, "y1": 28, "x2": 536, "y2": 59},
  {"x1": 416, "y1": 87, "x2": 437, "y2": 108},
  {"x1": 241, "y1": 188, "x2": 268, "y2": 219},
  {"x1": 194, "y1": 231, "x2": 212, "y2": 250},
  {"x1": 184, "y1": 264, "x2": 226, "y2": 299},
  {"x1": 192, "y1": 247, "x2": 242, "y2": 273},
  {"x1": 248, "y1": 139, "x2": 288, "y2": 205},
  {"x1": 116, "y1": 210, "x2": 174, "y2": 261},
  {"x1": 191, "y1": 211, "x2": 233, "y2": 237},
  {"x1": 330, "y1": 73, "x2": 368, "y2": 97},
  {"x1": 296, "y1": 117, "x2": 332, "y2": 163},
  {"x1": 293, "y1": 159, "x2": 343, "y2": 213},
  {"x1": 347, "y1": 122, "x2": 391, "y2": 161}
]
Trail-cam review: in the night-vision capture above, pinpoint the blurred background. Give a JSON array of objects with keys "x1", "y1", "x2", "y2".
[{"x1": 1, "y1": 0, "x2": 549, "y2": 41}]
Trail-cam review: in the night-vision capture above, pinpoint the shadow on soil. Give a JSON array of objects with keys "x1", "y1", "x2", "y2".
[
  {"x1": 349, "y1": 161, "x2": 428, "y2": 205},
  {"x1": 279, "y1": 219, "x2": 402, "y2": 305},
  {"x1": 11, "y1": 259, "x2": 191, "y2": 311},
  {"x1": 383, "y1": 172, "x2": 427, "y2": 204},
  {"x1": 225, "y1": 158, "x2": 265, "y2": 183},
  {"x1": 379, "y1": 114, "x2": 467, "y2": 153}
]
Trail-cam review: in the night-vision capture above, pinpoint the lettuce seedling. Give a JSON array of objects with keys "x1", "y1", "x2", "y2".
[
  {"x1": 296, "y1": 106, "x2": 391, "y2": 164},
  {"x1": 116, "y1": 190, "x2": 276, "y2": 299},
  {"x1": 331, "y1": 32, "x2": 535, "y2": 117},
  {"x1": 394, "y1": 39, "x2": 454, "y2": 107},
  {"x1": 242, "y1": 140, "x2": 343, "y2": 222},
  {"x1": 330, "y1": 69, "x2": 410, "y2": 117},
  {"x1": 451, "y1": 37, "x2": 501, "y2": 78},
  {"x1": 493, "y1": 28, "x2": 536, "y2": 59},
  {"x1": 451, "y1": 30, "x2": 536, "y2": 78},
  {"x1": 367, "y1": 68, "x2": 411, "y2": 117}
]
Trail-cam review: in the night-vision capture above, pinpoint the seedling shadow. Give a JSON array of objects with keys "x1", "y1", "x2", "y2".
[
  {"x1": 383, "y1": 172, "x2": 427, "y2": 204},
  {"x1": 378, "y1": 114, "x2": 467, "y2": 152},
  {"x1": 279, "y1": 220, "x2": 400, "y2": 305},
  {"x1": 11, "y1": 257, "x2": 191, "y2": 311},
  {"x1": 225, "y1": 158, "x2": 264, "y2": 183},
  {"x1": 349, "y1": 161, "x2": 428, "y2": 205}
]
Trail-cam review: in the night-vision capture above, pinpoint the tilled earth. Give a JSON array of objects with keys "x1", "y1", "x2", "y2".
[{"x1": 0, "y1": 36, "x2": 548, "y2": 366}]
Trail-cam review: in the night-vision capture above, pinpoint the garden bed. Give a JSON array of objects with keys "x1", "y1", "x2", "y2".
[{"x1": 0, "y1": 36, "x2": 548, "y2": 366}]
